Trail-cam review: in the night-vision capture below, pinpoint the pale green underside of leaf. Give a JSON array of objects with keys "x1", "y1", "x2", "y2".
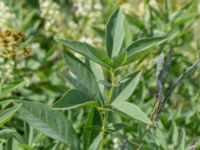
[
  {"x1": 53, "y1": 89, "x2": 94, "y2": 110},
  {"x1": 18, "y1": 102, "x2": 79, "y2": 150},
  {"x1": 111, "y1": 102, "x2": 151, "y2": 124},
  {"x1": 89, "y1": 61, "x2": 105, "y2": 97},
  {"x1": 124, "y1": 37, "x2": 167, "y2": 64},
  {"x1": 0, "y1": 104, "x2": 22, "y2": 127},
  {"x1": 56, "y1": 39, "x2": 112, "y2": 69},
  {"x1": 106, "y1": 7, "x2": 125, "y2": 58},
  {"x1": 113, "y1": 71, "x2": 142, "y2": 103}
]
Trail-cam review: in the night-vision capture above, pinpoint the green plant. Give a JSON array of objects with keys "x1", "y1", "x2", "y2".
[{"x1": 55, "y1": 7, "x2": 167, "y2": 149}]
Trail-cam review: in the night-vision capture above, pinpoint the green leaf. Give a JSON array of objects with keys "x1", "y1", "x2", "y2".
[
  {"x1": 164, "y1": 60, "x2": 200, "y2": 103},
  {"x1": 171, "y1": 1, "x2": 195, "y2": 22},
  {"x1": 112, "y1": 71, "x2": 140, "y2": 101},
  {"x1": 6, "y1": 137, "x2": 13, "y2": 150},
  {"x1": 173, "y1": 13, "x2": 199, "y2": 27},
  {"x1": 0, "y1": 81, "x2": 24, "y2": 98},
  {"x1": 167, "y1": 28, "x2": 180, "y2": 41},
  {"x1": 89, "y1": 61, "x2": 105, "y2": 97},
  {"x1": 92, "y1": 26, "x2": 105, "y2": 39},
  {"x1": 112, "y1": 52, "x2": 127, "y2": 68},
  {"x1": 124, "y1": 37, "x2": 167, "y2": 65},
  {"x1": 111, "y1": 102, "x2": 151, "y2": 124},
  {"x1": 0, "y1": 129, "x2": 24, "y2": 143},
  {"x1": 172, "y1": 122, "x2": 178, "y2": 146},
  {"x1": 107, "y1": 123, "x2": 126, "y2": 132},
  {"x1": 53, "y1": 89, "x2": 94, "y2": 110},
  {"x1": 18, "y1": 102, "x2": 79, "y2": 150},
  {"x1": 106, "y1": 7, "x2": 125, "y2": 58},
  {"x1": 0, "y1": 129, "x2": 16, "y2": 137},
  {"x1": 98, "y1": 80, "x2": 112, "y2": 88},
  {"x1": 82, "y1": 107, "x2": 102, "y2": 150},
  {"x1": 124, "y1": 19, "x2": 132, "y2": 47},
  {"x1": 177, "y1": 129, "x2": 185, "y2": 150},
  {"x1": 64, "y1": 74, "x2": 92, "y2": 97},
  {"x1": 127, "y1": 13, "x2": 147, "y2": 32},
  {"x1": 63, "y1": 51, "x2": 104, "y2": 105},
  {"x1": 56, "y1": 39, "x2": 112, "y2": 69},
  {"x1": 112, "y1": 72, "x2": 142, "y2": 103},
  {"x1": 0, "y1": 100, "x2": 13, "y2": 110},
  {"x1": 156, "y1": 128, "x2": 167, "y2": 149},
  {"x1": 0, "y1": 104, "x2": 22, "y2": 127},
  {"x1": 89, "y1": 132, "x2": 103, "y2": 150}
]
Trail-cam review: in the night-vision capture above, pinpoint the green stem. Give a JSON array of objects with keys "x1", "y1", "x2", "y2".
[
  {"x1": 100, "y1": 69, "x2": 115, "y2": 150},
  {"x1": 137, "y1": 101, "x2": 159, "y2": 149},
  {"x1": 100, "y1": 111, "x2": 108, "y2": 150}
]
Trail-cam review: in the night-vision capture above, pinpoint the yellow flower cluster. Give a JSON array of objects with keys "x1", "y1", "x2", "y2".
[{"x1": 0, "y1": 30, "x2": 31, "y2": 61}]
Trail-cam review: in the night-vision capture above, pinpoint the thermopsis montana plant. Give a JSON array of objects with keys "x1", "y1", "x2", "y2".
[{"x1": 55, "y1": 7, "x2": 167, "y2": 149}]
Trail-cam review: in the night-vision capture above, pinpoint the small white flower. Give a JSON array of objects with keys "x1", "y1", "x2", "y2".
[
  {"x1": 30, "y1": 43, "x2": 41, "y2": 50},
  {"x1": 94, "y1": 3, "x2": 102, "y2": 10},
  {"x1": 80, "y1": 36, "x2": 93, "y2": 45},
  {"x1": 39, "y1": 0, "x2": 64, "y2": 36},
  {"x1": 113, "y1": 137, "x2": 121, "y2": 149},
  {"x1": 0, "y1": 1, "x2": 16, "y2": 30}
]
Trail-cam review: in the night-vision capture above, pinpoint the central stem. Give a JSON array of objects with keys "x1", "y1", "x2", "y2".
[{"x1": 100, "y1": 69, "x2": 115, "y2": 150}]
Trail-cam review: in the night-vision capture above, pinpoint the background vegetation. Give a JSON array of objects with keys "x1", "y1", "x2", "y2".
[{"x1": 0, "y1": 0, "x2": 200, "y2": 149}]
